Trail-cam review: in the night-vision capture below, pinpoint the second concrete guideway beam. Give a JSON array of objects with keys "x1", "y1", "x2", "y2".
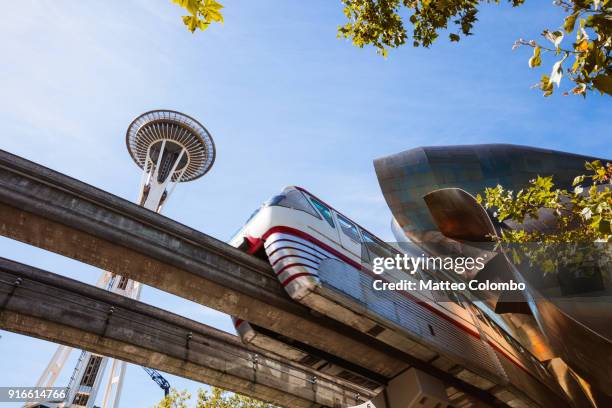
[{"x1": 0, "y1": 257, "x2": 374, "y2": 408}]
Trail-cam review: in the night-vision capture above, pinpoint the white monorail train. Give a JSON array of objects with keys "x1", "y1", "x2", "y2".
[{"x1": 229, "y1": 186, "x2": 570, "y2": 407}]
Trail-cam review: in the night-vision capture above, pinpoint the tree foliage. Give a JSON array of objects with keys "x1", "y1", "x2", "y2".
[
  {"x1": 172, "y1": 0, "x2": 224, "y2": 32},
  {"x1": 339, "y1": 0, "x2": 524, "y2": 54},
  {"x1": 171, "y1": 1, "x2": 611, "y2": 97},
  {"x1": 517, "y1": 1, "x2": 612, "y2": 97},
  {"x1": 338, "y1": 0, "x2": 611, "y2": 97},
  {"x1": 154, "y1": 388, "x2": 192, "y2": 408},
  {"x1": 197, "y1": 387, "x2": 278, "y2": 408},
  {"x1": 477, "y1": 161, "x2": 612, "y2": 273},
  {"x1": 153, "y1": 387, "x2": 278, "y2": 408}
]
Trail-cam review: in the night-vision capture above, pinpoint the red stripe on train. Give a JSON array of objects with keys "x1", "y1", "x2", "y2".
[
  {"x1": 282, "y1": 272, "x2": 318, "y2": 287},
  {"x1": 274, "y1": 262, "x2": 316, "y2": 277},
  {"x1": 271, "y1": 253, "x2": 322, "y2": 267},
  {"x1": 267, "y1": 243, "x2": 326, "y2": 261}
]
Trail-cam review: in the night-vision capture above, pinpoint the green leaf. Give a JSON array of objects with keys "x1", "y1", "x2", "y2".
[
  {"x1": 182, "y1": 15, "x2": 198, "y2": 33},
  {"x1": 543, "y1": 29, "x2": 564, "y2": 49},
  {"x1": 529, "y1": 46, "x2": 542, "y2": 68},
  {"x1": 172, "y1": 0, "x2": 199, "y2": 15},
  {"x1": 542, "y1": 259, "x2": 555, "y2": 273},
  {"x1": 174, "y1": 0, "x2": 223, "y2": 33},
  {"x1": 539, "y1": 75, "x2": 553, "y2": 96},
  {"x1": 203, "y1": 0, "x2": 224, "y2": 23},
  {"x1": 449, "y1": 33, "x2": 460, "y2": 42},
  {"x1": 205, "y1": 0, "x2": 223, "y2": 11},
  {"x1": 573, "y1": 175, "x2": 585, "y2": 186},
  {"x1": 197, "y1": 19, "x2": 211, "y2": 31},
  {"x1": 564, "y1": 12, "x2": 578, "y2": 33},
  {"x1": 585, "y1": 160, "x2": 598, "y2": 171}
]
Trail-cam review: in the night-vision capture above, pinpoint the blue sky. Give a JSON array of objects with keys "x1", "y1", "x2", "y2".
[{"x1": 0, "y1": 1, "x2": 609, "y2": 407}]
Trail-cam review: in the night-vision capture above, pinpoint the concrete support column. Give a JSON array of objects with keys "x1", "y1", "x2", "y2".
[{"x1": 354, "y1": 368, "x2": 449, "y2": 408}]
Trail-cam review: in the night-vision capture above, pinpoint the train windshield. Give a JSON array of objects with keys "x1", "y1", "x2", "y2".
[{"x1": 265, "y1": 189, "x2": 320, "y2": 218}]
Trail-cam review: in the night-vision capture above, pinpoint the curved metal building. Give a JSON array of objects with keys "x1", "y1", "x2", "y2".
[
  {"x1": 373, "y1": 144, "x2": 612, "y2": 405},
  {"x1": 374, "y1": 144, "x2": 604, "y2": 243}
]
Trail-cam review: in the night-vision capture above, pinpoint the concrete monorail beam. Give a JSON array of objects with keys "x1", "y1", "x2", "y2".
[
  {"x1": 0, "y1": 149, "x2": 404, "y2": 379},
  {"x1": 0, "y1": 257, "x2": 373, "y2": 408}
]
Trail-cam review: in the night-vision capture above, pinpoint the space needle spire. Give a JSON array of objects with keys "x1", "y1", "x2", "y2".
[{"x1": 30, "y1": 110, "x2": 215, "y2": 408}]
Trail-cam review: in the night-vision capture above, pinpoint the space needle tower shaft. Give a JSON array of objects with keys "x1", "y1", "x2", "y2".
[{"x1": 30, "y1": 110, "x2": 215, "y2": 408}]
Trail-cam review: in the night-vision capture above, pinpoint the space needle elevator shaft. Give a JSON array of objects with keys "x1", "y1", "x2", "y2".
[{"x1": 28, "y1": 110, "x2": 215, "y2": 408}]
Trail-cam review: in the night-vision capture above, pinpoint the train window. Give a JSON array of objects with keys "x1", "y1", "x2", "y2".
[
  {"x1": 309, "y1": 197, "x2": 335, "y2": 228},
  {"x1": 337, "y1": 214, "x2": 361, "y2": 243},
  {"x1": 361, "y1": 230, "x2": 392, "y2": 259},
  {"x1": 265, "y1": 189, "x2": 320, "y2": 219}
]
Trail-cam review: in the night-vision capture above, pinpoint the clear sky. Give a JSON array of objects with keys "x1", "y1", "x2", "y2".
[{"x1": 0, "y1": 1, "x2": 610, "y2": 407}]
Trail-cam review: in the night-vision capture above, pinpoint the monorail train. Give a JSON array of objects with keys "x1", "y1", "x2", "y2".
[{"x1": 228, "y1": 186, "x2": 576, "y2": 407}]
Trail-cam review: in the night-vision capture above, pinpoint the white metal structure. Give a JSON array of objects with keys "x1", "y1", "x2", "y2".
[{"x1": 29, "y1": 110, "x2": 215, "y2": 408}]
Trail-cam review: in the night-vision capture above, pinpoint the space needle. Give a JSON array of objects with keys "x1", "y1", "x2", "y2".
[{"x1": 30, "y1": 110, "x2": 215, "y2": 408}]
